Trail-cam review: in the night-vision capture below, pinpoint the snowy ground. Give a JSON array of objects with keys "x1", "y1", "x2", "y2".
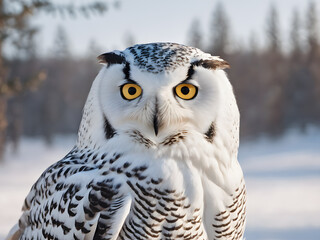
[{"x1": 0, "y1": 127, "x2": 319, "y2": 240}]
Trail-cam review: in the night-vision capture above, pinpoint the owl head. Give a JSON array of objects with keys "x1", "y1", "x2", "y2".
[{"x1": 77, "y1": 43, "x2": 239, "y2": 155}]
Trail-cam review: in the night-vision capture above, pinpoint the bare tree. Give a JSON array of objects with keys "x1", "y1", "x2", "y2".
[{"x1": 6, "y1": 27, "x2": 42, "y2": 153}]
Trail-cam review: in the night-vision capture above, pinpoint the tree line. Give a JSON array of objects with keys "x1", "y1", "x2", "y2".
[
  {"x1": 0, "y1": 0, "x2": 113, "y2": 160},
  {"x1": 187, "y1": 2, "x2": 320, "y2": 138},
  {"x1": 2, "y1": 1, "x2": 320, "y2": 160}
]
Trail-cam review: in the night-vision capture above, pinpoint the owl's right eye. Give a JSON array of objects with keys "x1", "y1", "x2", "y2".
[{"x1": 121, "y1": 83, "x2": 142, "y2": 100}]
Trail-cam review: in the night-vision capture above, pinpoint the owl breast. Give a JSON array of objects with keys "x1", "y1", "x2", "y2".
[
  {"x1": 118, "y1": 170, "x2": 207, "y2": 239},
  {"x1": 100, "y1": 140, "x2": 204, "y2": 239},
  {"x1": 107, "y1": 130, "x2": 245, "y2": 240}
]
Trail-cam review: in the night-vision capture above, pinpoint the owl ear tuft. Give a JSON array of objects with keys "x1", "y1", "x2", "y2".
[
  {"x1": 97, "y1": 52, "x2": 126, "y2": 66},
  {"x1": 193, "y1": 59, "x2": 230, "y2": 70}
]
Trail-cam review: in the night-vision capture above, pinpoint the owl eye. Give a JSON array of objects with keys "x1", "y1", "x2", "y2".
[
  {"x1": 121, "y1": 83, "x2": 142, "y2": 100},
  {"x1": 174, "y1": 83, "x2": 198, "y2": 100}
]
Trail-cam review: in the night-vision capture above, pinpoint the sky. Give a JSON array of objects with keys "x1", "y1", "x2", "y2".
[{"x1": 31, "y1": 0, "x2": 314, "y2": 56}]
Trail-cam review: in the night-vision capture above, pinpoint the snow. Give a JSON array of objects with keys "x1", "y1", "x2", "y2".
[
  {"x1": 239, "y1": 126, "x2": 320, "y2": 239},
  {"x1": 0, "y1": 136, "x2": 76, "y2": 238},
  {"x1": 0, "y1": 127, "x2": 320, "y2": 239}
]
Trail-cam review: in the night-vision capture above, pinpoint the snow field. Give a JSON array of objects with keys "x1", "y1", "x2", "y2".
[{"x1": 0, "y1": 128, "x2": 319, "y2": 239}]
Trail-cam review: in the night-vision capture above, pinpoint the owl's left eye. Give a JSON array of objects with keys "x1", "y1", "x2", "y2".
[
  {"x1": 174, "y1": 83, "x2": 198, "y2": 100},
  {"x1": 121, "y1": 83, "x2": 142, "y2": 100}
]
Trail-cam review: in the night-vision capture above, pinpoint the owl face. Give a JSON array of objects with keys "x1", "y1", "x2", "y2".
[{"x1": 96, "y1": 43, "x2": 231, "y2": 141}]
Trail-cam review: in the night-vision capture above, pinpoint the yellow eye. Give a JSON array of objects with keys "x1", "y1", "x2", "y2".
[
  {"x1": 121, "y1": 83, "x2": 142, "y2": 100},
  {"x1": 175, "y1": 83, "x2": 198, "y2": 100}
]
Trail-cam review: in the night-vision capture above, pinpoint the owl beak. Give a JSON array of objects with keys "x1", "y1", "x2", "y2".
[
  {"x1": 153, "y1": 114, "x2": 159, "y2": 136},
  {"x1": 153, "y1": 98, "x2": 159, "y2": 136}
]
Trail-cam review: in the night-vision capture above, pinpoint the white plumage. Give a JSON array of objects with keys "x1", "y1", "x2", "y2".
[{"x1": 7, "y1": 42, "x2": 246, "y2": 240}]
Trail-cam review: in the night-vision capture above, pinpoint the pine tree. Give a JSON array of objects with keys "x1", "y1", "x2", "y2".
[
  {"x1": 264, "y1": 4, "x2": 286, "y2": 135},
  {"x1": 51, "y1": 25, "x2": 71, "y2": 58},
  {"x1": 266, "y1": 4, "x2": 281, "y2": 53},
  {"x1": 285, "y1": 8, "x2": 310, "y2": 131},
  {"x1": 208, "y1": 2, "x2": 230, "y2": 56},
  {"x1": 305, "y1": 1, "x2": 320, "y2": 124},
  {"x1": 306, "y1": 1, "x2": 319, "y2": 62},
  {"x1": 290, "y1": 9, "x2": 302, "y2": 60},
  {"x1": 187, "y1": 18, "x2": 203, "y2": 49}
]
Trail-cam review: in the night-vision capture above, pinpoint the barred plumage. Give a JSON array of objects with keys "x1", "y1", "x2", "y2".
[{"x1": 7, "y1": 42, "x2": 246, "y2": 240}]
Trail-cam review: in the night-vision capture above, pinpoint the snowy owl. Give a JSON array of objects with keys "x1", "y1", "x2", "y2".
[{"x1": 7, "y1": 43, "x2": 246, "y2": 240}]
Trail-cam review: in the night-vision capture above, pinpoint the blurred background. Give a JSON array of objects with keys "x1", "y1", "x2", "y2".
[{"x1": 0, "y1": 0, "x2": 319, "y2": 239}]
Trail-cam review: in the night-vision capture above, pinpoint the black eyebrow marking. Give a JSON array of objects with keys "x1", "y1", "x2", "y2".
[
  {"x1": 122, "y1": 62, "x2": 141, "y2": 88},
  {"x1": 185, "y1": 59, "x2": 230, "y2": 80},
  {"x1": 123, "y1": 62, "x2": 131, "y2": 80},
  {"x1": 120, "y1": 63, "x2": 142, "y2": 103},
  {"x1": 97, "y1": 52, "x2": 126, "y2": 66},
  {"x1": 186, "y1": 64, "x2": 195, "y2": 80},
  {"x1": 122, "y1": 62, "x2": 139, "y2": 84}
]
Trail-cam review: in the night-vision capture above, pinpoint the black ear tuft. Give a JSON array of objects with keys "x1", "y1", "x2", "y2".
[
  {"x1": 193, "y1": 59, "x2": 230, "y2": 70},
  {"x1": 97, "y1": 52, "x2": 126, "y2": 66}
]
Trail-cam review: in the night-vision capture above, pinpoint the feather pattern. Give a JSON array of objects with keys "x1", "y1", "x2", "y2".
[{"x1": 7, "y1": 43, "x2": 246, "y2": 240}]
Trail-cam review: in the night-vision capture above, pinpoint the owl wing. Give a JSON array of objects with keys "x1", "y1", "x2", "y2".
[
  {"x1": 211, "y1": 179, "x2": 246, "y2": 239},
  {"x1": 6, "y1": 151, "x2": 132, "y2": 240}
]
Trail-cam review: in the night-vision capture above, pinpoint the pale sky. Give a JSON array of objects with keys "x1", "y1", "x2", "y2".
[{"x1": 31, "y1": 0, "x2": 315, "y2": 56}]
